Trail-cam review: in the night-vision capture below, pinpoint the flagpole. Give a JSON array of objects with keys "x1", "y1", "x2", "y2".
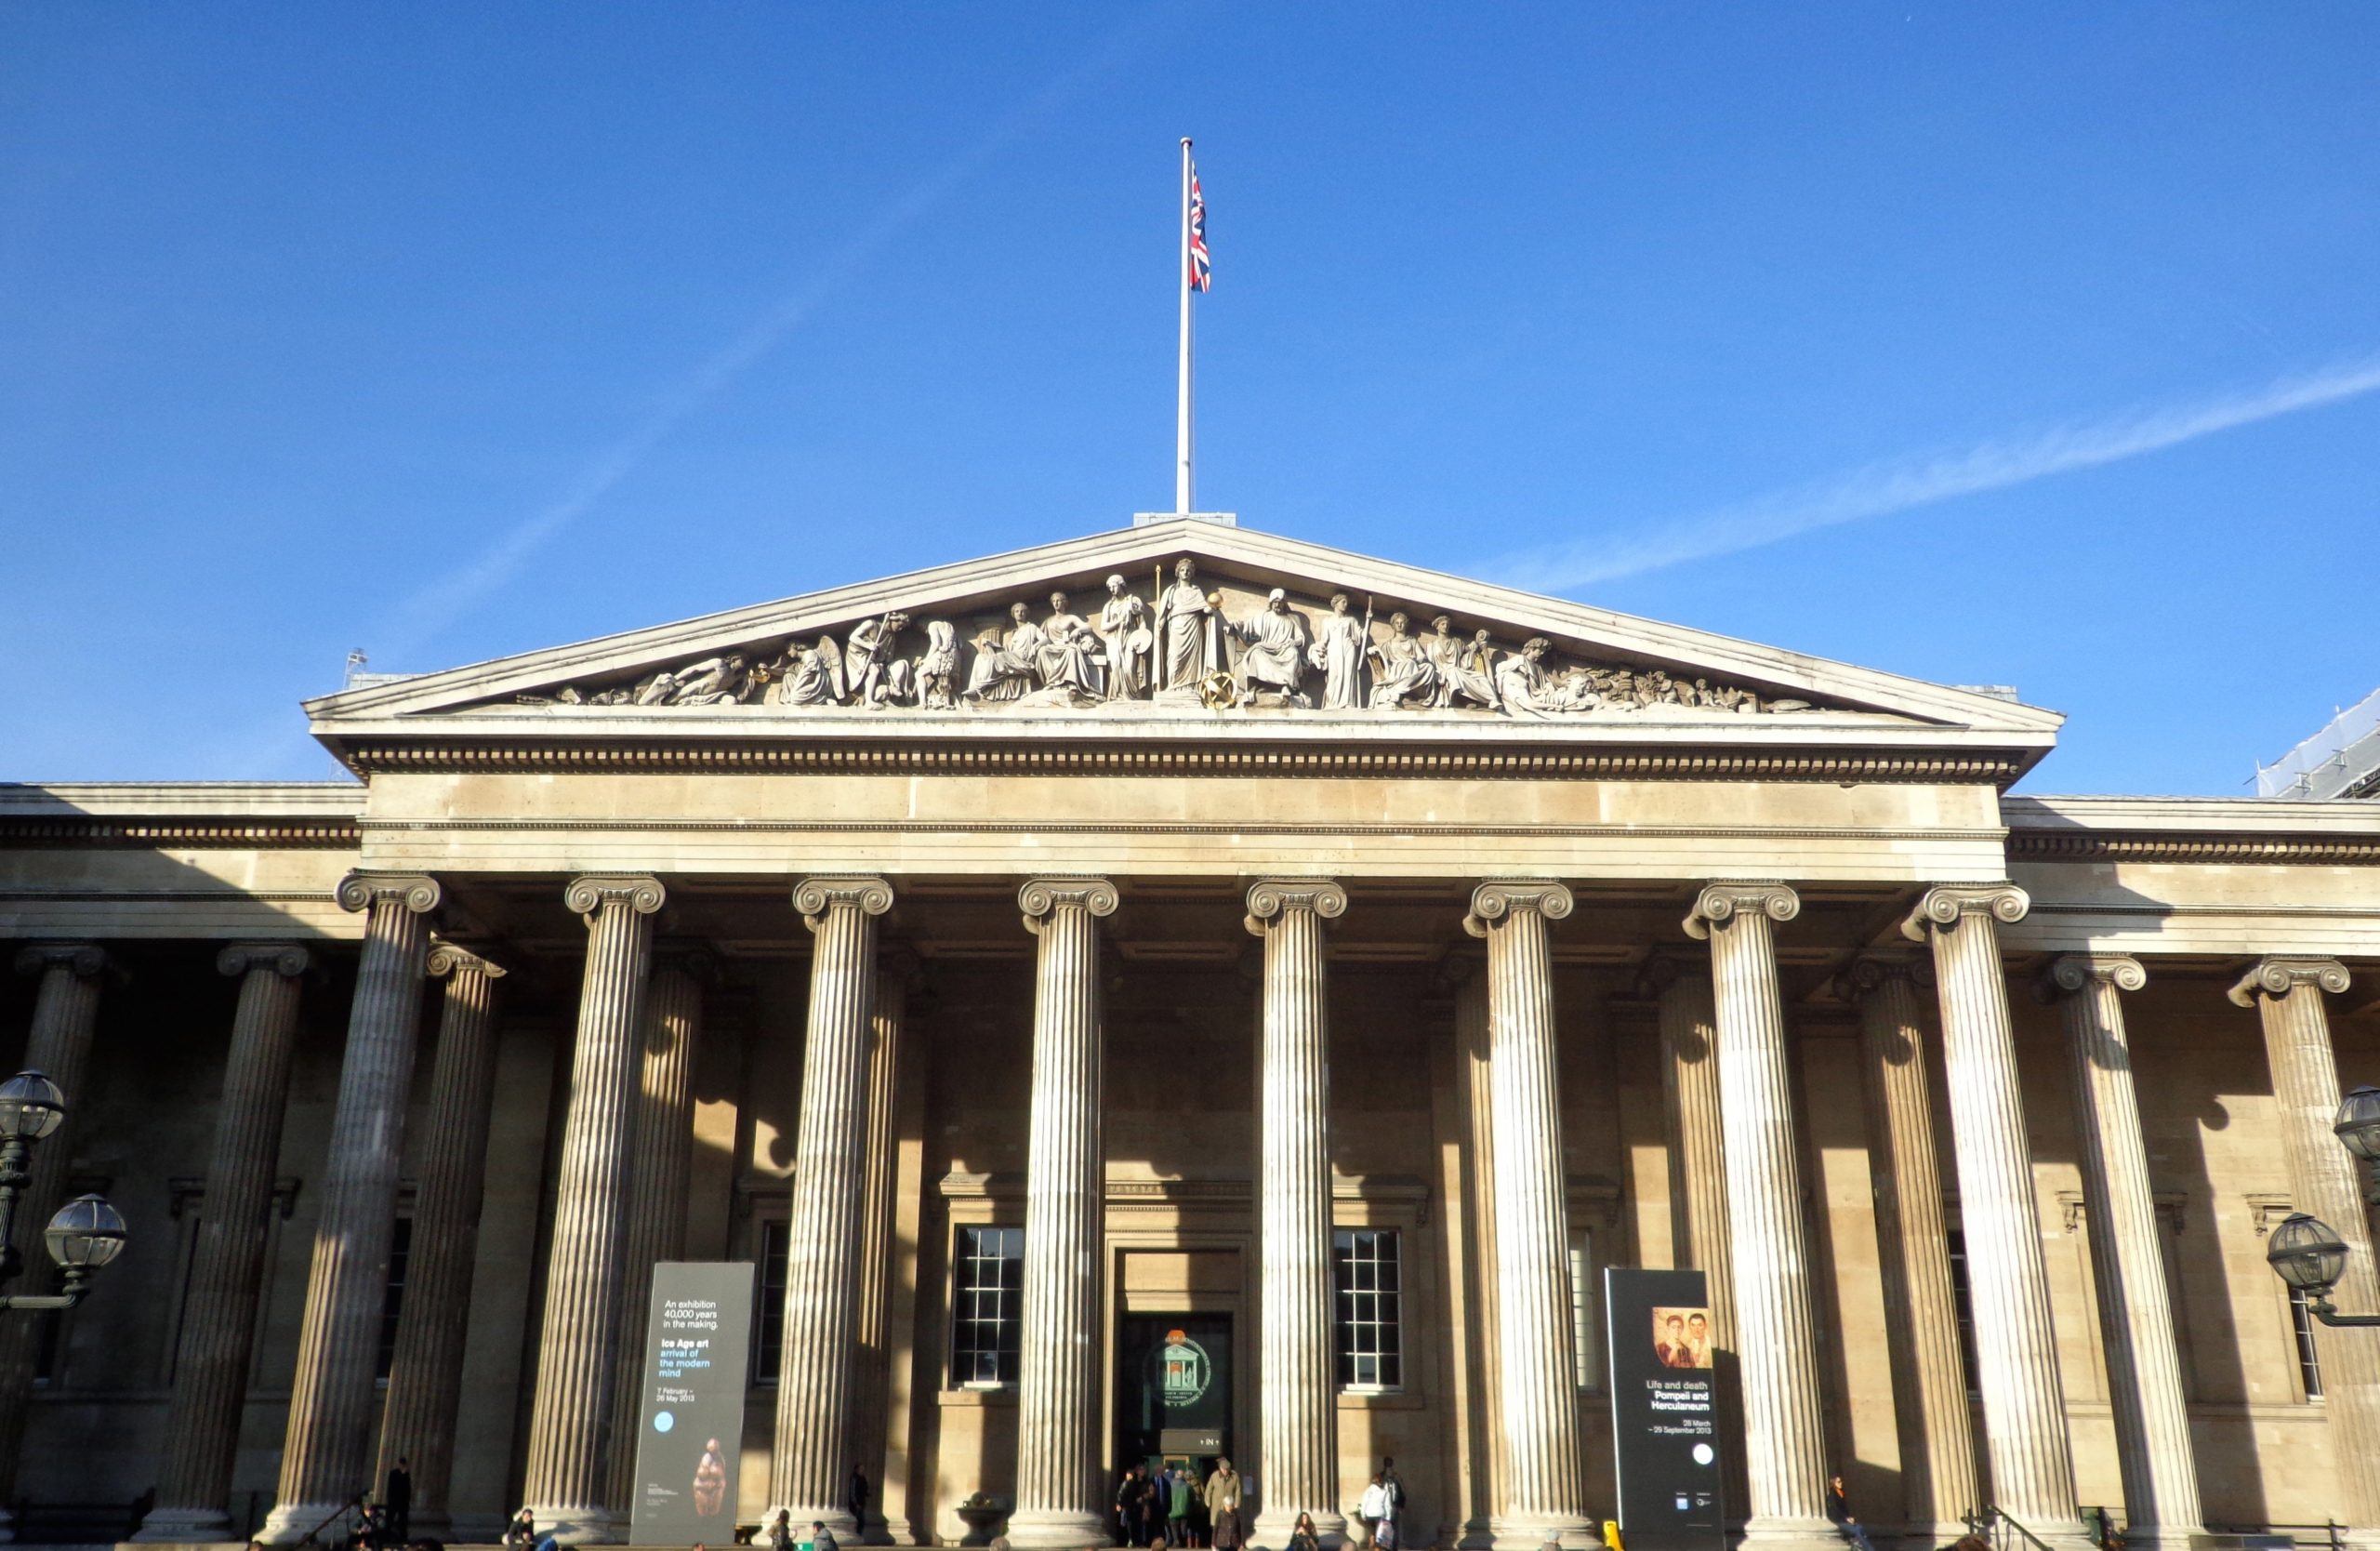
[{"x1": 1176, "y1": 136, "x2": 1194, "y2": 515}]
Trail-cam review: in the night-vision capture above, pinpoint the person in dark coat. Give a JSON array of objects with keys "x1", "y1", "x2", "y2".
[
  {"x1": 386, "y1": 1458, "x2": 414, "y2": 1547},
  {"x1": 1826, "y1": 1475, "x2": 1876, "y2": 1551}
]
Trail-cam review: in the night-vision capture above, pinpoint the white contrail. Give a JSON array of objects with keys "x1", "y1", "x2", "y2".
[
  {"x1": 1486, "y1": 353, "x2": 2380, "y2": 592},
  {"x1": 377, "y1": 8, "x2": 1183, "y2": 658}
]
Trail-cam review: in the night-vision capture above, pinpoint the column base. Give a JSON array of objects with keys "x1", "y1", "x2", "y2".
[
  {"x1": 1738, "y1": 1516, "x2": 1850, "y2": 1551},
  {"x1": 1489, "y1": 1512, "x2": 1601, "y2": 1549},
  {"x1": 131, "y1": 1506, "x2": 236, "y2": 1544},
  {"x1": 524, "y1": 1501, "x2": 625, "y2": 1544},
  {"x1": 1003, "y1": 1507, "x2": 1113, "y2": 1550},
  {"x1": 258, "y1": 1501, "x2": 362, "y2": 1545},
  {"x1": 1251, "y1": 1508, "x2": 1350, "y2": 1548}
]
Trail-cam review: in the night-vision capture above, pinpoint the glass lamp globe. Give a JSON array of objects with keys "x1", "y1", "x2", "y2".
[
  {"x1": 43, "y1": 1194, "x2": 126, "y2": 1270},
  {"x1": 2334, "y1": 1085, "x2": 2380, "y2": 1162},
  {"x1": 2268, "y1": 1212, "x2": 2349, "y2": 1294},
  {"x1": 0, "y1": 1072, "x2": 66, "y2": 1141}
]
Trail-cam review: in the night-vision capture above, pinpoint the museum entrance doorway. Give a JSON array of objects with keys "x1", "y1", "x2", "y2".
[{"x1": 1116, "y1": 1312, "x2": 1234, "y2": 1494}]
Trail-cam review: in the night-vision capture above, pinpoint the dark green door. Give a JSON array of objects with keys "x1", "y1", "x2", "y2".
[{"x1": 1115, "y1": 1313, "x2": 1233, "y2": 1478}]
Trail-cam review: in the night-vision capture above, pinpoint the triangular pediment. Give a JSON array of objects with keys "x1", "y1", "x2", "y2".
[{"x1": 308, "y1": 520, "x2": 2060, "y2": 767}]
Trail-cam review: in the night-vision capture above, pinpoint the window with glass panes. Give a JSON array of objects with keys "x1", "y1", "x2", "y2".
[
  {"x1": 952, "y1": 1226, "x2": 1025, "y2": 1385},
  {"x1": 754, "y1": 1221, "x2": 790, "y2": 1384},
  {"x1": 2289, "y1": 1285, "x2": 2325, "y2": 1399},
  {"x1": 375, "y1": 1215, "x2": 415, "y2": 1380},
  {"x1": 1333, "y1": 1228, "x2": 1403, "y2": 1391},
  {"x1": 1946, "y1": 1226, "x2": 1981, "y2": 1398}
]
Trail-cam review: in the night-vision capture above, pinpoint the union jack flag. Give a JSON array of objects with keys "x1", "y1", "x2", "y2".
[{"x1": 1187, "y1": 161, "x2": 1210, "y2": 293}]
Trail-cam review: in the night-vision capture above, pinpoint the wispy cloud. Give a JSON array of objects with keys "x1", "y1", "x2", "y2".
[
  {"x1": 1485, "y1": 353, "x2": 2380, "y2": 592},
  {"x1": 376, "y1": 7, "x2": 1183, "y2": 659}
]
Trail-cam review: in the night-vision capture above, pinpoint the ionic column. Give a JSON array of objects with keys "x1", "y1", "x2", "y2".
[
  {"x1": 261, "y1": 875, "x2": 443, "y2": 1543},
  {"x1": 850, "y1": 950, "x2": 919, "y2": 1543},
  {"x1": 1008, "y1": 877, "x2": 1118, "y2": 1551},
  {"x1": 2228, "y1": 958, "x2": 2380, "y2": 1531},
  {"x1": 2041, "y1": 956, "x2": 2202, "y2": 1550},
  {"x1": 137, "y1": 945, "x2": 311, "y2": 1543},
  {"x1": 522, "y1": 876, "x2": 666, "y2": 1544},
  {"x1": 1838, "y1": 957, "x2": 1977, "y2": 1544},
  {"x1": 377, "y1": 944, "x2": 509, "y2": 1544},
  {"x1": 1463, "y1": 880, "x2": 1593, "y2": 1547},
  {"x1": 1450, "y1": 956, "x2": 1508, "y2": 1544},
  {"x1": 607, "y1": 948, "x2": 711, "y2": 1524},
  {"x1": 769, "y1": 878, "x2": 894, "y2": 1537},
  {"x1": 1247, "y1": 880, "x2": 1350, "y2": 1547},
  {"x1": 1902, "y1": 885, "x2": 2089, "y2": 1551},
  {"x1": 1646, "y1": 955, "x2": 1735, "y2": 1344},
  {"x1": 1685, "y1": 884, "x2": 1830, "y2": 1551}
]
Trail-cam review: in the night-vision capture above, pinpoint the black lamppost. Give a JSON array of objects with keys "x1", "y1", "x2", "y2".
[
  {"x1": 2264, "y1": 1084, "x2": 2380, "y2": 1327},
  {"x1": 0, "y1": 1071, "x2": 126, "y2": 1312}
]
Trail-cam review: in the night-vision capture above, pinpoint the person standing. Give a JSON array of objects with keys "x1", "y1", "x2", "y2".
[
  {"x1": 385, "y1": 1458, "x2": 413, "y2": 1547},
  {"x1": 1167, "y1": 1466, "x2": 1193, "y2": 1548},
  {"x1": 1358, "y1": 1474, "x2": 1395, "y2": 1551},
  {"x1": 1379, "y1": 1457, "x2": 1405, "y2": 1548},
  {"x1": 1117, "y1": 1464, "x2": 1147, "y2": 1547},
  {"x1": 767, "y1": 1508, "x2": 795, "y2": 1551},
  {"x1": 847, "y1": 1465, "x2": 870, "y2": 1537},
  {"x1": 1203, "y1": 1459, "x2": 1243, "y2": 1551},
  {"x1": 1826, "y1": 1474, "x2": 1876, "y2": 1551}
]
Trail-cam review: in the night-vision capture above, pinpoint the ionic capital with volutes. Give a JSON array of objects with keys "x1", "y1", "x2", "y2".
[
  {"x1": 2228, "y1": 955, "x2": 2349, "y2": 1008},
  {"x1": 13, "y1": 942, "x2": 110, "y2": 980},
  {"x1": 2040, "y1": 954, "x2": 2147, "y2": 1001},
  {"x1": 218, "y1": 942, "x2": 312, "y2": 980},
  {"x1": 1243, "y1": 878, "x2": 1347, "y2": 936},
  {"x1": 1899, "y1": 882, "x2": 2029, "y2": 943},
  {"x1": 336, "y1": 871, "x2": 443, "y2": 917},
  {"x1": 1462, "y1": 878, "x2": 1573, "y2": 937},
  {"x1": 563, "y1": 875, "x2": 665, "y2": 918},
  {"x1": 1833, "y1": 951, "x2": 1925, "y2": 1004},
  {"x1": 1017, "y1": 876, "x2": 1117, "y2": 934},
  {"x1": 1682, "y1": 881, "x2": 1799, "y2": 940},
  {"x1": 424, "y1": 941, "x2": 506, "y2": 981},
  {"x1": 792, "y1": 875, "x2": 893, "y2": 932}
]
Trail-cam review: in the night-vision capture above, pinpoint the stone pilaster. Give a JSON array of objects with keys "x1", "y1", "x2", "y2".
[
  {"x1": 136, "y1": 944, "x2": 311, "y2": 1543},
  {"x1": 0, "y1": 942, "x2": 111, "y2": 1541},
  {"x1": 261, "y1": 875, "x2": 442, "y2": 1543},
  {"x1": 769, "y1": 878, "x2": 894, "y2": 1537},
  {"x1": 1008, "y1": 877, "x2": 1118, "y2": 1551},
  {"x1": 1450, "y1": 955, "x2": 1507, "y2": 1545},
  {"x1": 1685, "y1": 884, "x2": 1831, "y2": 1551},
  {"x1": 1902, "y1": 885, "x2": 2090, "y2": 1551},
  {"x1": 1463, "y1": 880, "x2": 1593, "y2": 1548},
  {"x1": 522, "y1": 876, "x2": 666, "y2": 1544},
  {"x1": 606, "y1": 949, "x2": 711, "y2": 1525},
  {"x1": 1839, "y1": 956, "x2": 1977, "y2": 1544},
  {"x1": 1246, "y1": 880, "x2": 1350, "y2": 1547},
  {"x1": 2228, "y1": 958, "x2": 2380, "y2": 1533},
  {"x1": 2039, "y1": 956, "x2": 2202, "y2": 1550},
  {"x1": 851, "y1": 950, "x2": 918, "y2": 1544},
  {"x1": 377, "y1": 944, "x2": 509, "y2": 1544}
]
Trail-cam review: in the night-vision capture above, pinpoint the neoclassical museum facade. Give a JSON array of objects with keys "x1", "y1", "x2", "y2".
[{"x1": 4, "y1": 520, "x2": 2379, "y2": 1551}]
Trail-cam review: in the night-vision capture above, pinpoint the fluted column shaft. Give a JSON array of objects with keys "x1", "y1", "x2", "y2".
[
  {"x1": 770, "y1": 878, "x2": 894, "y2": 1535},
  {"x1": 1904, "y1": 886, "x2": 2088, "y2": 1551},
  {"x1": 2043, "y1": 957, "x2": 2202, "y2": 1547},
  {"x1": 1008, "y1": 877, "x2": 1118, "y2": 1551},
  {"x1": 1842, "y1": 959, "x2": 1978, "y2": 1540},
  {"x1": 522, "y1": 876, "x2": 666, "y2": 1544},
  {"x1": 1652, "y1": 960, "x2": 1735, "y2": 1345},
  {"x1": 0, "y1": 944, "x2": 110, "y2": 1539},
  {"x1": 137, "y1": 946, "x2": 311, "y2": 1543},
  {"x1": 2230, "y1": 958, "x2": 2380, "y2": 1531},
  {"x1": 377, "y1": 945, "x2": 509, "y2": 1543},
  {"x1": 1248, "y1": 881, "x2": 1349, "y2": 1546},
  {"x1": 262, "y1": 875, "x2": 443, "y2": 1543},
  {"x1": 1453, "y1": 959, "x2": 1507, "y2": 1544},
  {"x1": 1686, "y1": 884, "x2": 1830, "y2": 1551},
  {"x1": 1465, "y1": 881, "x2": 1592, "y2": 1546},
  {"x1": 850, "y1": 957, "x2": 914, "y2": 1543},
  {"x1": 607, "y1": 955, "x2": 709, "y2": 1522}
]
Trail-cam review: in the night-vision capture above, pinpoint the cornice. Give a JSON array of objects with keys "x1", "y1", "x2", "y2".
[
  {"x1": 2007, "y1": 829, "x2": 2380, "y2": 866},
  {"x1": 0, "y1": 816, "x2": 361, "y2": 849}
]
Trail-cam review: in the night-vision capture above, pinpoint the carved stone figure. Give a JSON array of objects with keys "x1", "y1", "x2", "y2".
[
  {"x1": 1366, "y1": 611, "x2": 1435, "y2": 710},
  {"x1": 628, "y1": 652, "x2": 752, "y2": 707},
  {"x1": 1157, "y1": 558, "x2": 1220, "y2": 692},
  {"x1": 774, "y1": 635, "x2": 845, "y2": 706},
  {"x1": 844, "y1": 613, "x2": 913, "y2": 708},
  {"x1": 916, "y1": 620, "x2": 959, "y2": 709},
  {"x1": 1495, "y1": 636, "x2": 1589, "y2": 718},
  {"x1": 964, "y1": 603, "x2": 1043, "y2": 703},
  {"x1": 1228, "y1": 589, "x2": 1314, "y2": 704},
  {"x1": 1425, "y1": 616, "x2": 1500, "y2": 710},
  {"x1": 1034, "y1": 592, "x2": 1101, "y2": 696},
  {"x1": 1097, "y1": 575, "x2": 1153, "y2": 699},
  {"x1": 1309, "y1": 592, "x2": 1368, "y2": 710}
]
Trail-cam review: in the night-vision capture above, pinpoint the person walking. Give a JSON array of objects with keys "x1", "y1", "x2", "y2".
[
  {"x1": 810, "y1": 1518, "x2": 839, "y2": 1551},
  {"x1": 386, "y1": 1458, "x2": 413, "y2": 1548},
  {"x1": 1358, "y1": 1474, "x2": 1395, "y2": 1551},
  {"x1": 1167, "y1": 1466, "x2": 1193, "y2": 1548},
  {"x1": 1203, "y1": 1459, "x2": 1243, "y2": 1551},
  {"x1": 1379, "y1": 1457, "x2": 1405, "y2": 1548},
  {"x1": 767, "y1": 1508, "x2": 795, "y2": 1551},
  {"x1": 1825, "y1": 1475, "x2": 1875, "y2": 1551},
  {"x1": 1117, "y1": 1464, "x2": 1147, "y2": 1546}
]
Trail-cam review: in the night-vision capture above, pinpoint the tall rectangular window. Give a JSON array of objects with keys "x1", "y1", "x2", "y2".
[
  {"x1": 952, "y1": 1226, "x2": 1025, "y2": 1385},
  {"x1": 1333, "y1": 1228, "x2": 1403, "y2": 1392},
  {"x1": 1568, "y1": 1228, "x2": 1601, "y2": 1390},
  {"x1": 376, "y1": 1215, "x2": 415, "y2": 1380},
  {"x1": 1946, "y1": 1227, "x2": 1981, "y2": 1399},
  {"x1": 755, "y1": 1221, "x2": 790, "y2": 1384},
  {"x1": 2289, "y1": 1286, "x2": 2326, "y2": 1399}
]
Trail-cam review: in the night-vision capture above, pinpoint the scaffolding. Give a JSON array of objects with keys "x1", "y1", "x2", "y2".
[{"x1": 2258, "y1": 687, "x2": 2380, "y2": 799}]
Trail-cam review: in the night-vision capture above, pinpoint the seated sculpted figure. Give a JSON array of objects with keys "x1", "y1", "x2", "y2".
[
  {"x1": 1494, "y1": 636, "x2": 1589, "y2": 717},
  {"x1": 1424, "y1": 616, "x2": 1501, "y2": 710},
  {"x1": 1228, "y1": 589, "x2": 1314, "y2": 703},
  {"x1": 1366, "y1": 611, "x2": 1435, "y2": 709},
  {"x1": 1034, "y1": 592, "x2": 1101, "y2": 696},
  {"x1": 964, "y1": 602, "x2": 1044, "y2": 703}
]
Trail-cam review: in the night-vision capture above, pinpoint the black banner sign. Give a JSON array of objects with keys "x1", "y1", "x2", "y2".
[
  {"x1": 1605, "y1": 1267, "x2": 1726, "y2": 1551},
  {"x1": 629, "y1": 1261, "x2": 757, "y2": 1545}
]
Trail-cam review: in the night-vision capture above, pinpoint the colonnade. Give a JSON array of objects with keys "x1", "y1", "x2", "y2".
[{"x1": 5, "y1": 868, "x2": 2371, "y2": 1548}]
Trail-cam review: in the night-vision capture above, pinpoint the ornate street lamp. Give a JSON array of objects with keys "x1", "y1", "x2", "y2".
[
  {"x1": 2334, "y1": 1084, "x2": 2380, "y2": 1168},
  {"x1": 0, "y1": 1071, "x2": 127, "y2": 1311},
  {"x1": 2267, "y1": 1213, "x2": 2380, "y2": 1328}
]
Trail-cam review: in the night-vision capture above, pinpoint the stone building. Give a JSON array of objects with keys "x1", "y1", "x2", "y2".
[{"x1": 3, "y1": 519, "x2": 2377, "y2": 1551}]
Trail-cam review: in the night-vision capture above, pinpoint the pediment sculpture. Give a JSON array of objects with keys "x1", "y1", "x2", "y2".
[{"x1": 510, "y1": 557, "x2": 1819, "y2": 718}]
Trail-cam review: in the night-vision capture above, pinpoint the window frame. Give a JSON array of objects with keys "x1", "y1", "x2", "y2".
[
  {"x1": 1333, "y1": 1226, "x2": 1405, "y2": 1395},
  {"x1": 949, "y1": 1225, "x2": 1025, "y2": 1388}
]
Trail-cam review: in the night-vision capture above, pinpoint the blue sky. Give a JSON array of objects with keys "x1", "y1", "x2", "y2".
[{"x1": 5, "y1": 4, "x2": 2376, "y2": 793}]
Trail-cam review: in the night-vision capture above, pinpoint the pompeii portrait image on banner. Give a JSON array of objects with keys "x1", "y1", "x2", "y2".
[{"x1": 1651, "y1": 1306, "x2": 1714, "y2": 1371}]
